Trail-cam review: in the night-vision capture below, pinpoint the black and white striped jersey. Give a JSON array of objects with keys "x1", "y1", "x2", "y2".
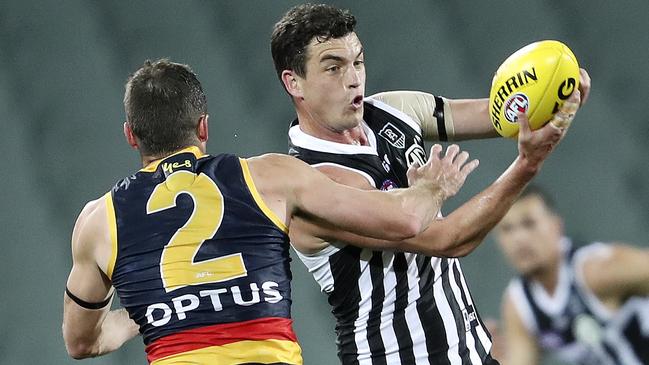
[
  {"x1": 288, "y1": 97, "x2": 494, "y2": 365},
  {"x1": 506, "y1": 239, "x2": 649, "y2": 365}
]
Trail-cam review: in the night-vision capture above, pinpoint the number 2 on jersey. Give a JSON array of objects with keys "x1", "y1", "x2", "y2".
[{"x1": 146, "y1": 170, "x2": 247, "y2": 292}]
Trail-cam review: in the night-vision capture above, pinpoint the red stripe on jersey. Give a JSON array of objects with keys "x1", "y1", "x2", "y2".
[{"x1": 146, "y1": 317, "x2": 298, "y2": 363}]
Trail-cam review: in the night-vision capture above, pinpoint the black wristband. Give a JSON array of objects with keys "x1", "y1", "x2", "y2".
[{"x1": 65, "y1": 287, "x2": 112, "y2": 310}]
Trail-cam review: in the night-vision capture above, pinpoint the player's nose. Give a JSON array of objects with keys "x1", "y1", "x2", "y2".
[{"x1": 347, "y1": 67, "x2": 362, "y2": 89}]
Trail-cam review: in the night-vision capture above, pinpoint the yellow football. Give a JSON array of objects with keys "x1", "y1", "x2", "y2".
[{"x1": 489, "y1": 40, "x2": 580, "y2": 138}]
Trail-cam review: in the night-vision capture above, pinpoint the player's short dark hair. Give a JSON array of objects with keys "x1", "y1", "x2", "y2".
[
  {"x1": 271, "y1": 3, "x2": 356, "y2": 83},
  {"x1": 519, "y1": 184, "x2": 557, "y2": 213},
  {"x1": 124, "y1": 59, "x2": 207, "y2": 156}
]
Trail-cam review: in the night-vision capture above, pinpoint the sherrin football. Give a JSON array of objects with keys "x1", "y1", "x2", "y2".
[{"x1": 489, "y1": 40, "x2": 580, "y2": 138}]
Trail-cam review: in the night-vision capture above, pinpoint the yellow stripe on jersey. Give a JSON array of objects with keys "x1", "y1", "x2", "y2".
[
  {"x1": 239, "y1": 158, "x2": 289, "y2": 234},
  {"x1": 150, "y1": 339, "x2": 303, "y2": 365},
  {"x1": 104, "y1": 192, "x2": 118, "y2": 279},
  {"x1": 140, "y1": 146, "x2": 207, "y2": 173}
]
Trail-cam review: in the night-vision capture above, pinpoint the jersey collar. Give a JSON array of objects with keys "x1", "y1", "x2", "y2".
[
  {"x1": 288, "y1": 121, "x2": 379, "y2": 156},
  {"x1": 140, "y1": 146, "x2": 206, "y2": 172}
]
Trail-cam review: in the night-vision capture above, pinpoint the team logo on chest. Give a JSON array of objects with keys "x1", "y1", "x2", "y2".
[
  {"x1": 378, "y1": 123, "x2": 406, "y2": 149},
  {"x1": 406, "y1": 142, "x2": 426, "y2": 168}
]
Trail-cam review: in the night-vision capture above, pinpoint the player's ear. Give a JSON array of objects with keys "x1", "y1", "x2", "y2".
[
  {"x1": 281, "y1": 70, "x2": 303, "y2": 99},
  {"x1": 197, "y1": 114, "x2": 208, "y2": 143},
  {"x1": 123, "y1": 121, "x2": 139, "y2": 150}
]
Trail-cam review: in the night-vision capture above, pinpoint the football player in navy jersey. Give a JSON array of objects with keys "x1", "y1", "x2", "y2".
[
  {"x1": 61, "y1": 59, "x2": 479, "y2": 364},
  {"x1": 271, "y1": 4, "x2": 590, "y2": 364},
  {"x1": 495, "y1": 186, "x2": 649, "y2": 365}
]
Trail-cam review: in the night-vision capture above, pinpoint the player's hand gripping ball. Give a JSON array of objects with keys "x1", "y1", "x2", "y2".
[{"x1": 489, "y1": 40, "x2": 580, "y2": 137}]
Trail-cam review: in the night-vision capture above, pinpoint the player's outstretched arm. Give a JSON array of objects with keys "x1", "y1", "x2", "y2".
[
  {"x1": 500, "y1": 293, "x2": 540, "y2": 365},
  {"x1": 295, "y1": 92, "x2": 580, "y2": 256},
  {"x1": 62, "y1": 198, "x2": 139, "y2": 359},
  {"x1": 581, "y1": 244, "x2": 649, "y2": 305},
  {"x1": 371, "y1": 68, "x2": 590, "y2": 142},
  {"x1": 397, "y1": 90, "x2": 581, "y2": 256},
  {"x1": 248, "y1": 148, "x2": 477, "y2": 243}
]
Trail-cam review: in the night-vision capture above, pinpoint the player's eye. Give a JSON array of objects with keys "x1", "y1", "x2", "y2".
[
  {"x1": 354, "y1": 60, "x2": 364, "y2": 67},
  {"x1": 326, "y1": 65, "x2": 341, "y2": 73}
]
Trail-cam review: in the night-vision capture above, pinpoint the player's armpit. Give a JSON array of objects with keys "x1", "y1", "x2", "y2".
[
  {"x1": 582, "y1": 244, "x2": 649, "y2": 304},
  {"x1": 501, "y1": 293, "x2": 540, "y2": 365},
  {"x1": 62, "y1": 198, "x2": 139, "y2": 359}
]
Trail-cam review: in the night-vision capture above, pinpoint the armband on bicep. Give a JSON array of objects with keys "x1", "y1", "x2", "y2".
[
  {"x1": 65, "y1": 287, "x2": 113, "y2": 310},
  {"x1": 421, "y1": 96, "x2": 455, "y2": 142},
  {"x1": 369, "y1": 91, "x2": 455, "y2": 141}
]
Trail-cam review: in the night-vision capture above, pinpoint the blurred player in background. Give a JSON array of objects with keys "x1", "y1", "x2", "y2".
[
  {"x1": 495, "y1": 185, "x2": 649, "y2": 365},
  {"x1": 271, "y1": 3, "x2": 590, "y2": 365},
  {"x1": 61, "y1": 59, "x2": 477, "y2": 364}
]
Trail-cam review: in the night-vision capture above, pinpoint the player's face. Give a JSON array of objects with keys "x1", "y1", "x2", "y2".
[
  {"x1": 495, "y1": 195, "x2": 563, "y2": 276},
  {"x1": 298, "y1": 32, "x2": 366, "y2": 131}
]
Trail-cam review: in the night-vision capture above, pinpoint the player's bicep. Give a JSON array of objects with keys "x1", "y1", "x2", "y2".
[
  {"x1": 63, "y1": 200, "x2": 114, "y2": 354},
  {"x1": 370, "y1": 91, "x2": 456, "y2": 141},
  {"x1": 66, "y1": 200, "x2": 113, "y2": 301}
]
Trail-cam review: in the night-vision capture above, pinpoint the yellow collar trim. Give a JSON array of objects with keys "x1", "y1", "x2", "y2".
[{"x1": 140, "y1": 146, "x2": 206, "y2": 172}]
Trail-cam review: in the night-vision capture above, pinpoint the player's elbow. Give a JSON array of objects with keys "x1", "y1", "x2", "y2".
[
  {"x1": 430, "y1": 230, "x2": 481, "y2": 258},
  {"x1": 63, "y1": 327, "x2": 98, "y2": 359},
  {"x1": 390, "y1": 214, "x2": 426, "y2": 241},
  {"x1": 66, "y1": 341, "x2": 95, "y2": 360}
]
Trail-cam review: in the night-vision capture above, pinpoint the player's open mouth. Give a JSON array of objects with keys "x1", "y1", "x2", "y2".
[{"x1": 351, "y1": 95, "x2": 363, "y2": 108}]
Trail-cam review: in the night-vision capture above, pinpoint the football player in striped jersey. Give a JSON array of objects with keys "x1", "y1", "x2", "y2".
[
  {"x1": 271, "y1": 4, "x2": 590, "y2": 364},
  {"x1": 496, "y1": 186, "x2": 649, "y2": 365}
]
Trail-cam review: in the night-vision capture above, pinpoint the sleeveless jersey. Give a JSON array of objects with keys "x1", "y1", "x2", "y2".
[
  {"x1": 106, "y1": 146, "x2": 301, "y2": 365},
  {"x1": 506, "y1": 239, "x2": 649, "y2": 365},
  {"x1": 289, "y1": 97, "x2": 494, "y2": 365}
]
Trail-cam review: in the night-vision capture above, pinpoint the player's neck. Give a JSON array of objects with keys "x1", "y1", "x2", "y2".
[
  {"x1": 297, "y1": 114, "x2": 368, "y2": 146},
  {"x1": 532, "y1": 257, "x2": 562, "y2": 296}
]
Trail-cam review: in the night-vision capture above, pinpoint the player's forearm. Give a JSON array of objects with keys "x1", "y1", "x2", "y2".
[
  {"x1": 388, "y1": 183, "x2": 445, "y2": 238},
  {"x1": 448, "y1": 98, "x2": 500, "y2": 140},
  {"x1": 404, "y1": 156, "x2": 537, "y2": 257},
  {"x1": 65, "y1": 309, "x2": 139, "y2": 359},
  {"x1": 96, "y1": 309, "x2": 140, "y2": 355}
]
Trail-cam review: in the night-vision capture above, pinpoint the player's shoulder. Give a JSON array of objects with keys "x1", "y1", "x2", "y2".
[
  {"x1": 245, "y1": 153, "x2": 304, "y2": 170},
  {"x1": 72, "y1": 194, "x2": 111, "y2": 253},
  {"x1": 572, "y1": 241, "x2": 614, "y2": 273},
  {"x1": 244, "y1": 153, "x2": 314, "y2": 186},
  {"x1": 77, "y1": 195, "x2": 108, "y2": 225}
]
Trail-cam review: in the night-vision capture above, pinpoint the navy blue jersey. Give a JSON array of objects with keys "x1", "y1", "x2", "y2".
[{"x1": 106, "y1": 147, "x2": 301, "y2": 364}]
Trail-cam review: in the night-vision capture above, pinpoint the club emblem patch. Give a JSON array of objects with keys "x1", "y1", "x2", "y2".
[{"x1": 379, "y1": 123, "x2": 406, "y2": 149}]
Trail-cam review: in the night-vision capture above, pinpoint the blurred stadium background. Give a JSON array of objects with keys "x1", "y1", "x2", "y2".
[{"x1": 1, "y1": 1, "x2": 648, "y2": 364}]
